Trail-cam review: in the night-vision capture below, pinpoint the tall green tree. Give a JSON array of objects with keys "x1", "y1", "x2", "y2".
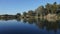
[
  {"x1": 35, "y1": 6, "x2": 45, "y2": 16},
  {"x1": 52, "y1": 2, "x2": 57, "y2": 14},
  {"x1": 45, "y1": 3, "x2": 51, "y2": 14},
  {"x1": 39, "y1": 6, "x2": 45, "y2": 16}
]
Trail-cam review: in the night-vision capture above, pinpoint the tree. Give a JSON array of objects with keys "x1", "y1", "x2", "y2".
[
  {"x1": 35, "y1": 6, "x2": 45, "y2": 17},
  {"x1": 23, "y1": 12, "x2": 27, "y2": 17},
  {"x1": 39, "y1": 6, "x2": 45, "y2": 16},
  {"x1": 52, "y1": 2, "x2": 57, "y2": 14},
  {"x1": 15, "y1": 13, "x2": 21, "y2": 18},
  {"x1": 16, "y1": 13, "x2": 21, "y2": 16},
  {"x1": 45, "y1": 3, "x2": 51, "y2": 14},
  {"x1": 28, "y1": 10, "x2": 34, "y2": 16}
]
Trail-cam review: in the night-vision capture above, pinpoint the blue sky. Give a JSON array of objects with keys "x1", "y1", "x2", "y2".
[{"x1": 0, "y1": 0, "x2": 60, "y2": 15}]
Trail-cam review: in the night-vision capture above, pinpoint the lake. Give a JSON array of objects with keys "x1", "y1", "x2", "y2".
[{"x1": 0, "y1": 19, "x2": 60, "y2": 34}]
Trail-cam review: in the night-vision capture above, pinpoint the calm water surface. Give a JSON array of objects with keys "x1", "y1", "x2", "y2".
[{"x1": 0, "y1": 19, "x2": 60, "y2": 34}]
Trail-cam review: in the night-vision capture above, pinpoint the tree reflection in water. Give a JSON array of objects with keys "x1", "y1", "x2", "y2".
[
  {"x1": 0, "y1": 18, "x2": 60, "y2": 34},
  {"x1": 21, "y1": 18, "x2": 60, "y2": 34},
  {"x1": 23, "y1": 18, "x2": 37, "y2": 24}
]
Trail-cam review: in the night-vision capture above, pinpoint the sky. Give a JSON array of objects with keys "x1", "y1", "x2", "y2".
[{"x1": 0, "y1": 0, "x2": 60, "y2": 15}]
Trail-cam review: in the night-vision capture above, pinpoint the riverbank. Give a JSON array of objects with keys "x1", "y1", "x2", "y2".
[
  {"x1": 21, "y1": 14, "x2": 60, "y2": 22},
  {"x1": 0, "y1": 14, "x2": 60, "y2": 22},
  {"x1": 44, "y1": 14, "x2": 59, "y2": 22}
]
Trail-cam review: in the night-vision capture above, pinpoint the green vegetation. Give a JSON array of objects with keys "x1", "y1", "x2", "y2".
[
  {"x1": 21, "y1": 2, "x2": 60, "y2": 20},
  {"x1": 0, "y1": 2, "x2": 60, "y2": 20}
]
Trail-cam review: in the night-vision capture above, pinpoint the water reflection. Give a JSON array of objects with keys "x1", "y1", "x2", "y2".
[
  {"x1": 22, "y1": 18, "x2": 60, "y2": 34},
  {"x1": 0, "y1": 18, "x2": 60, "y2": 34}
]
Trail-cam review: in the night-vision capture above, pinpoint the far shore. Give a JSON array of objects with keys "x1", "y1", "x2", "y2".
[
  {"x1": 0, "y1": 14, "x2": 60, "y2": 22},
  {"x1": 21, "y1": 14, "x2": 60, "y2": 22}
]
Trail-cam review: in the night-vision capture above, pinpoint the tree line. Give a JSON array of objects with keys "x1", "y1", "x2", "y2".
[
  {"x1": 22, "y1": 2, "x2": 60, "y2": 17},
  {"x1": 0, "y1": 2, "x2": 60, "y2": 19}
]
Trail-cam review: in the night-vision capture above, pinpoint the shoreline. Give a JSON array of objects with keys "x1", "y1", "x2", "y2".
[{"x1": 0, "y1": 14, "x2": 60, "y2": 21}]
